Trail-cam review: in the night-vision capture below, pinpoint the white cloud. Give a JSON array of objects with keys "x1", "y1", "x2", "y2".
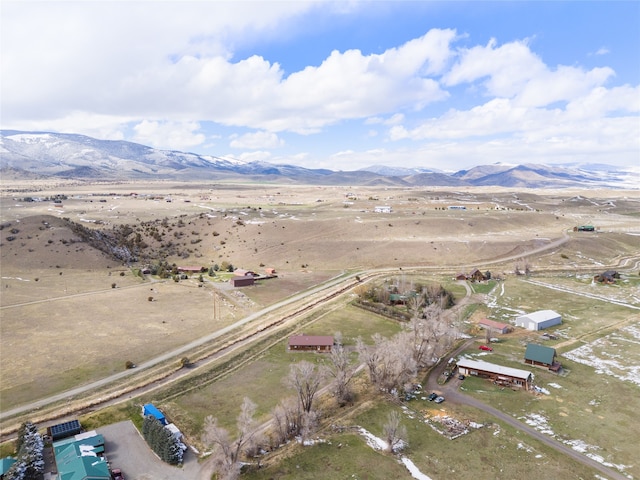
[
  {"x1": 594, "y1": 47, "x2": 610, "y2": 56},
  {"x1": 229, "y1": 131, "x2": 284, "y2": 149},
  {"x1": 133, "y1": 120, "x2": 205, "y2": 150}
]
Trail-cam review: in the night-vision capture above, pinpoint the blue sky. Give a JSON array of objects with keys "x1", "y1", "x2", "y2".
[{"x1": 2, "y1": 1, "x2": 639, "y2": 171}]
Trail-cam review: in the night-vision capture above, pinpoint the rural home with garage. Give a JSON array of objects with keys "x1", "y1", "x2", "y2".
[
  {"x1": 288, "y1": 334, "x2": 334, "y2": 352},
  {"x1": 456, "y1": 358, "x2": 534, "y2": 390},
  {"x1": 525, "y1": 344, "x2": 561, "y2": 372},
  {"x1": 516, "y1": 310, "x2": 562, "y2": 331},
  {"x1": 478, "y1": 319, "x2": 510, "y2": 335},
  {"x1": 53, "y1": 431, "x2": 110, "y2": 480}
]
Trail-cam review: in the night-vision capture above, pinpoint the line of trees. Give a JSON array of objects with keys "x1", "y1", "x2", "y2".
[
  {"x1": 141, "y1": 416, "x2": 184, "y2": 465},
  {"x1": 199, "y1": 300, "x2": 455, "y2": 479}
]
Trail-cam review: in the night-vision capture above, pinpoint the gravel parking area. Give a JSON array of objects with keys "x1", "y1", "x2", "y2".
[{"x1": 97, "y1": 420, "x2": 200, "y2": 480}]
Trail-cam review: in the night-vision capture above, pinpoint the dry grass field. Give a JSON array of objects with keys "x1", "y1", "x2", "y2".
[{"x1": 1, "y1": 180, "x2": 639, "y2": 478}]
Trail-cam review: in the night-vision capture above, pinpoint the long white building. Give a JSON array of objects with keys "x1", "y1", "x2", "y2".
[{"x1": 515, "y1": 310, "x2": 562, "y2": 331}]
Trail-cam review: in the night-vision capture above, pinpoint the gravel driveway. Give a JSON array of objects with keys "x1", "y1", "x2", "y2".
[{"x1": 97, "y1": 420, "x2": 201, "y2": 480}]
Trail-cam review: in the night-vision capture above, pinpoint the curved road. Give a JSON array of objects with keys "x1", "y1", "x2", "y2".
[{"x1": 425, "y1": 340, "x2": 627, "y2": 480}]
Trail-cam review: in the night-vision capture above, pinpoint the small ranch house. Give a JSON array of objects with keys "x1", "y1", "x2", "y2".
[
  {"x1": 374, "y1": 206, "x2": 392, "y2": 213},
  {"x1": 457, "y1": 358, "x2": 533, "y2": 390},
  {"x1": 288, "y1": 335, "x2": 334, "y2": 352},
  {"x1": 516, "y1": 310, "x2": 562, "y2": 331},
  {"x1": 525, "y1": 344, "x2": 561, "y2": 372}
]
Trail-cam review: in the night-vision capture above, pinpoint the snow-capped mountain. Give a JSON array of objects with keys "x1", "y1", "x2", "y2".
[{"x1": 1, "y1": 130, "x2": 637, "y2": 188}]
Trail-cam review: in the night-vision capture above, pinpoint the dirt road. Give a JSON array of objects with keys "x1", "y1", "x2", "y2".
[{"x1": 424, "y1": 341, "x2": 627, "y2": 480}]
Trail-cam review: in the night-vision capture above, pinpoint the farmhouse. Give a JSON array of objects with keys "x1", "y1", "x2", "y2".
[
  {"x1": 594, "y1": 270, "x2": 620, "y2": 284},
  {"x1": 515, "y1": 310, "x2": 562, "y2": 331},
  {"x1": 524, "y1": 343, "x2": 561, "y2": 372},
  {"x1": 53, "y1": 431, "x2": 110, "y2": 480},
  {"x1": 478, "y1": 319, "x2": 510, "y2": 335},
  {"x1": 177, "y1": 266, "x2": 202, "y2": 274},
  {"x1": 374, "y1": 206, "x2": 392, "y2": 213},
  {"x1": 457, "y1": 358, "x2": 533, "y2": 390},
  {"x1": 288, "y1": 334, "x2": 334, "y2": 352},
  {"x1": 234, "y1": 268, "x2": 257, "y2": 277},
  {"x1": 231, "y1": 276, "x2": 255, "y2": 287}
]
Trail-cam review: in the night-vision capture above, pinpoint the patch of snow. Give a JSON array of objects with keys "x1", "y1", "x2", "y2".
[
  {"x1": 548, "y1": 383, "x2": 562, "y2": 389},
  {"x1": 401, "y1": 457, "x2": 434, "y2": 480}
]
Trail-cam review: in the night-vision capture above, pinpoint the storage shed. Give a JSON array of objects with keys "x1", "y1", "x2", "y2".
[
  {"x1": 515, "y1": 310, "x2": 561, "y2": 331},
  {"x1": 478, "y1": 319, "x2": 510, "y2": 335},
  {"x1": 457, "y1": 358, "x2": 533, "y2": 390},
  {"x1": 143, "y1": 403, "x2": 167, "y2": 425},
  {"x1": 288, "y1": 335, "x2": 334, "y2": 352},
  {"x1": 231, "y1": 276, "x2": 255, "y2": 287}
]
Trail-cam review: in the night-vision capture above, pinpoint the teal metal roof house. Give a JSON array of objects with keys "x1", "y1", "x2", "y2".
[
  {"x1": 53, "y1": 432, "x2": 109, "y2": 480},
  {"x1": 0, "y1": 457, "x2": 17, "y2": 479},
  {"x1": 524, "y1": 343, "x2": 561, "y2": 371}
]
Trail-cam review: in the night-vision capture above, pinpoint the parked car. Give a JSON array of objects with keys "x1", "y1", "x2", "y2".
[
  {"x1": 428, "y1": 393, "x2": 438, "y2": 401},
  {"x1": 458, "y1": 374, "x2": 465, "y2": 380},
  {"x1": 479, "y1": 345, "x2": 493, "y2": 351},
  {"x1": 434, "y1": 396, "x2": 445, "y2": 404},
  {"x1": 111, "y1": 469, "x2": 124, "y2": 480}
]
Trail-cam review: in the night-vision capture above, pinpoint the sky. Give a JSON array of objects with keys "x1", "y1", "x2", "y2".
[{"x1": 1, "y1": 1, "x2": 639, "y2": 172}]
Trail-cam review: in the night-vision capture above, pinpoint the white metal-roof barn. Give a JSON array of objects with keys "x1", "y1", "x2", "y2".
[{"x1": 515, "y1": 310, "x2": 561, "y2": 331}]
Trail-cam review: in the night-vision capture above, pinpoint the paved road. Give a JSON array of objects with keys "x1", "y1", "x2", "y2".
[{"x1": 425, "y1": 340, "x2": 627, "y2": 480}]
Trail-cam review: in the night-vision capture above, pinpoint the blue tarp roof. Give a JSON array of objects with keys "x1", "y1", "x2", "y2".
[{"x1": 143, "y1": 403, "x2": 166, "y2": 424}]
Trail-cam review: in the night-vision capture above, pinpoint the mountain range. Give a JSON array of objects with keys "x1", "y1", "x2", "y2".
[{"x1": 1, "y1": 130, "x2": 637, "y2": 188}]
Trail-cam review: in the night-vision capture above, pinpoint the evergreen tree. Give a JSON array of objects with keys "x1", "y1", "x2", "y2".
[{"x1": 6, "y1": 422, "x2": 43, "y2": 480}]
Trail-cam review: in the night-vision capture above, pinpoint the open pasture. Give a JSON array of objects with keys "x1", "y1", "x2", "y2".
[{"x1": 154, "y1": 303, "x2": 403, "y2": 440}]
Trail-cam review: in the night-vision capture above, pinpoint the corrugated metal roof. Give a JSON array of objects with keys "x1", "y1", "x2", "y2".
[
  {"x1": 525, "y1": 344, "x2": 556, "y2": 364},
  {"x1": 479, "y1": 319, "x2": 510, "y2": 330},
  {"x1": 518, "y1": 310, "x2": 560, "y2": 324},
  {"x1": 457, "y1": 358, "x2": 532, "y2": 380}
]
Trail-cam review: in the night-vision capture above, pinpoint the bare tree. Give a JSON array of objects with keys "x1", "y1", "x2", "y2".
[
  {"x1": 202, "y1": 397, "x2": 262, "y2": 480},
  {"x1": 326, "y1": 341, "x2": 356, "y2": 406},
  {"x1": 270, "y1": 397, "x2": 301, "y2": 447},
  {"x1": 300, "y1": 410, "x2": 319, "y2": 444},
  {"x1": 286, "y1": 360, "x2": 324, "y2": 414},
  {"x1": 357, "y1": 334, "x2": 416, "y2": 394},
  {"x1": 383, "y1": 410, "x2": 408, "y2": 453}
]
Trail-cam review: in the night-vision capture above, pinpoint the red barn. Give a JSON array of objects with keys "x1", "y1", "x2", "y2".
[{"x1": 288, "y1": 335, "x2": 334, "y2": 352}]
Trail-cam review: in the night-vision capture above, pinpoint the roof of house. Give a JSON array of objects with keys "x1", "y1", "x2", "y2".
[
  {"x1": 457, "y1": 358, "x2": 533, "y2": 381},
  {"x1": 525, "y1": 344, "x2": 556, "y2": 365},
  {"x1": 518, "y1": 310, "x2": 561, "y2": 324},
  {"x1": 289, "y1": 335, "x2": 334, "y2": 347},
  {"x1": 54, "y1": 433, "x2": 109, "y2": 480},
  {"x1": 0, "y1": 457, "x2": 17, "y2": 475},
  {"x1": 478, "y1": 319, "x2": 510, "y2": 330}
]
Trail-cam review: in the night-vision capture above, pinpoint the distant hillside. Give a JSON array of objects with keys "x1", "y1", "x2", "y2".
[{"x1": 1, "y1": 130, "x2": 637, "y2": 188}]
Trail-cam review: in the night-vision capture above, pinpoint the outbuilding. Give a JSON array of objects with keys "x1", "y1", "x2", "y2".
[
  {"x1": 142, "y1": 403, "x2": 167, "y2": 425},
  {"x1": 231, "y1": 276, "x2": 255, "y2": 287},
  {"x1": 525, "y1": 344, "x2": 561, "y2": 371},
  {"x1": 456, "y1": 358, "x2": 533, "y2": 390},
  {"x1": 478, "y1": 319, "x2": 510, "y2": 334},
  {"x1": 288, "y1": 335, "x2": 334, "y2": 352},
  {"x1": 48, "y1": 419, "x2": 82, "y2": 441},
  {"x1": 515, "y1": 310, "x2": 561, "y2": 331}
]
